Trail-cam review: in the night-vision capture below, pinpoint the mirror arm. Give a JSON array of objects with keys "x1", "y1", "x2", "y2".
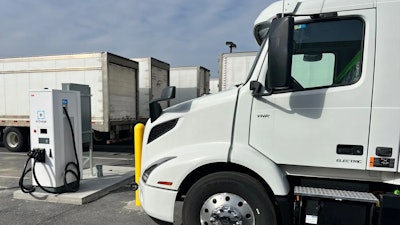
[
  {"x1": 253, "y1": 90, "x2": 273, "y2": 98},
  {"x1": 250, "y1": 81, "x2": 273, "y2": 97},
  {"x1": 253, "y1": 90, "x2": 273, "y2": 97}
]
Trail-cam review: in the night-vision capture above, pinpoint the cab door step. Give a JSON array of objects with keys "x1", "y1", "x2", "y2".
[
  {"x1": 294, "y1": 186, "x2": 378, "y2": 225},
  {"x1": 294, "y1": 186, "x2": 378, "y2": 203}
]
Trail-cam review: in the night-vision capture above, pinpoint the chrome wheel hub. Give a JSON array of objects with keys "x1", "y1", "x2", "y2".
[{"x1": 200, "y1": 193, "x2": 255, "y2": 225}]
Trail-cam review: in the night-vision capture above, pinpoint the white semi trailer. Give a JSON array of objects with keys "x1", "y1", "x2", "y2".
[
  {"x1": 219, "y1": 51, "x2": 257, "y2": 91},
  {"x1": 209, "y1": 78, "x2": 219, "y2": 94},
  {"x1": 169, "y1": 66, "x2": 210, "y2": 105},
  {"x1": 0, "y1": 52, "x2": 138, "y2": 152},
  {"x1": 138, "y1": 0, "x2": 400, "y2": 224},
  {"x1": 131, "y1": 57, "x2": 170, "y2": 122}
]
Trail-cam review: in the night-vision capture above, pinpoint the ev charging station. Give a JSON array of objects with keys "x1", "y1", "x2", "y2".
[{"x1": 20, "y1": 89, "x2": 83, "y2": 193}]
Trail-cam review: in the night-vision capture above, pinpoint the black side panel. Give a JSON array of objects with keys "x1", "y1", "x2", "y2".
[{"x1": 276, "y1": 196, "x2": 293, "y2": 225}]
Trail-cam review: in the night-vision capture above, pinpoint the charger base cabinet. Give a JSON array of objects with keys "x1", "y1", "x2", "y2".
[{"x1": 29, "y1": 89, "x2": 82, "y2": 192}]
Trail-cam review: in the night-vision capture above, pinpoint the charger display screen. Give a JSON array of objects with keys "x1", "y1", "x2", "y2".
[{"x1": 39, "y1": 138, "x2": 50, "y2": 144}]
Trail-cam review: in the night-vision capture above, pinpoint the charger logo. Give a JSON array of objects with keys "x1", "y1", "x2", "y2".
[
  {"x1": 37, "y1": 110, "x2": 45, "y2": 120},
  {"x1": 36, "y1": 110, "x2": 46, "y2": 123},
  {"x1": 62, "y1": 99, "x2": 68, "y2": 107}
]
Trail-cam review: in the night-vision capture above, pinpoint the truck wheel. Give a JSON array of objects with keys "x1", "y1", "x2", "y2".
[
  {"x1": 182, "y1": 171, "x2": 277, "y2": 225},
  {"x1": 3, "y1": 127, "x2": 28, "y2": 152}
]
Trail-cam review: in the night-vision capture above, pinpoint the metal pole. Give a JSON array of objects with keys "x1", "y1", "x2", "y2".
[
  {"x1": 90, "y1": 131, "x2": 94, "y2": 176},
  {"x1": 282, "y1": 0, "x2": 285, "y2": 17}
]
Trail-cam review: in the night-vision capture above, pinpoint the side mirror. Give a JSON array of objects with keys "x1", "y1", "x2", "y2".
[
  {"x1": 267, "y1": 16, "x2": 294, "y2": 90},
  {"x1": 250, "y1": 81, "x2": 263, "y2": 97},
  {"x1": 160, "y1": 86, "x2": 176, "y2": 99},
  {"x1": 250, "y1": 81, "x2": 272, "y2": 97},
  {"x1": 149, "y1": 86, "x2": 176, "y2": 122}
]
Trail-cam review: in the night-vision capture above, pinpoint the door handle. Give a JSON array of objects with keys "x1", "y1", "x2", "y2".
[{"x1": 337, "y1": 145, "x2": 363, "y2": 155}]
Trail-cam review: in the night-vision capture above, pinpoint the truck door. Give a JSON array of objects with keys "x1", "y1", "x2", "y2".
[
  {"x1": 249, "y1": 11, "x2": 376, "y2": 170},
  {"x1": 367, "y1": 2, "x2": 400, "y2": 173}
]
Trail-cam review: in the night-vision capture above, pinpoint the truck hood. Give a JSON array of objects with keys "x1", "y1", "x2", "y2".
[
  {"x1": 147, "y1": 87, "x2": 238, "y2": 129},
  {"x1": 141, "y1": 87, "x2": 238, "y2": 170}
]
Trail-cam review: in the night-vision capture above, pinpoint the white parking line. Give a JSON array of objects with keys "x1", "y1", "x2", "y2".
[
  {"x1": 0, "y1": 152, "x2": 26, "y2": 156},
  {"x1": 82, "y1": 156, "x2": 132, "y2": 161},
  {"x1": 0, "y1": 175, "x2": 20, "y2": 179},
  {"x1": 0, "y1": 152, "x2": 132, "y2": 161}
]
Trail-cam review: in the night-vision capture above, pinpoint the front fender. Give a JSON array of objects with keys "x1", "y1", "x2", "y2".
[
  {"x1": 230, "y1": 143, "x2": 290, "y2": 196},
  {"x1": 144, "y1": 142, "x2": 230, "y2": 190}
]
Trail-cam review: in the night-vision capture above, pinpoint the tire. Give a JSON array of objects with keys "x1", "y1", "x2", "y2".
[
  {"x1": 3, "y1": 127, "x2": 28, "y2": 152},
  {"x1": 182, "y1": 171, "x2": 277, "y2": 225},
  {"x1": 92, "y1": 130, "x2": 108, "y2": 144}
]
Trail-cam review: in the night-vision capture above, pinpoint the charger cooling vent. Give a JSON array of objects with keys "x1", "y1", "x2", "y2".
[{"x1": 148, "y1": 119, "x2": 178, "y2": 143}]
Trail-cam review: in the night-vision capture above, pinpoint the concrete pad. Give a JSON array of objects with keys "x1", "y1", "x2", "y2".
[{"x1": 13, "y1": 165, "x2": 134, "y2": 205}]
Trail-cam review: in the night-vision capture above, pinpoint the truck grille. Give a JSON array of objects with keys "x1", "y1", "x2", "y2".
[{"x1": 148, "y1": 119, "x2": 178, "y2": 143}]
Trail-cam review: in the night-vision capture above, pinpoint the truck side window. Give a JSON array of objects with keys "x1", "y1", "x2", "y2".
[
  {"x1": 292, "y1": 53, "x2": 335, "y2": 88},
  {"x1": 291, "y1": 19, "x2": 364, "y2": 89}
]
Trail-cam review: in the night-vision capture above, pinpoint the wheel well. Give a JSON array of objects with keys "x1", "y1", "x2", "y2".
[
  {"x1": 176, "y1": 162, "x2": 288, "y2": 224},
  {"x1": 176, "y1": 162, "x2": 291, "y2": 225},
  {"x1": 177, "y1": 162, "x2": 276, "y2": 200}
]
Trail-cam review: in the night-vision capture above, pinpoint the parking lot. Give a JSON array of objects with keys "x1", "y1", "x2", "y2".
[{"x1": 0, "y1": 142, "x2": 160, "y2": 225}]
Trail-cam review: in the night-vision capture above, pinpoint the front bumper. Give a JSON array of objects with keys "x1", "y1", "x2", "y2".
[{"x1": 139, "y1": 181, "x2": 178, "y2": 223}]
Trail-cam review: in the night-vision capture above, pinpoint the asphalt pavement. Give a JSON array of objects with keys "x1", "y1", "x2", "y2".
[{"x1": 0, "y1": 142, "x2": 161, "y2": 225}]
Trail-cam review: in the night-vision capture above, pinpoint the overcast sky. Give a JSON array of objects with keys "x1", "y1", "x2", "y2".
[{"x1": 0, "y1": 0, "x2": 275, "y2": 77}]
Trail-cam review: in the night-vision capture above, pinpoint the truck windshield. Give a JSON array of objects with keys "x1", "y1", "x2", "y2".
[{"x1": 291, "y1": 19, "x2": 364, "y2": 89}]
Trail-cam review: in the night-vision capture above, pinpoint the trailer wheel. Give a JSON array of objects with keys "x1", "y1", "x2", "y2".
[
  {"x1": 3, "y1": 127, "x2": 28, "y2": 152},
  {"x1": 182, "y1": 171, "x2": 277, "y2": 225},
  {"x1": 93, "y1": 130, "x2": 108, "y2": 144}
]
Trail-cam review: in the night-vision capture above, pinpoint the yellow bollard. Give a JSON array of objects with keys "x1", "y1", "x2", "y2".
[{"x1": 134, "y1": 123, "x2": 145, "y2": 206}]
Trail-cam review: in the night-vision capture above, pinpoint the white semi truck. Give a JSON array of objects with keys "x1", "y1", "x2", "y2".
[
  {"x1": 138, "y1": 0, "x2": 400, "y2": 224},
  {"x1": 0, "y1": 52, "x2": 138, "y2": 151}
]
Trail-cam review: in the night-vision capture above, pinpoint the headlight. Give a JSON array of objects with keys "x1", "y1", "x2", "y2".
[{"x1": 142, "y1": 157, "x2": 176, "y2": 183}]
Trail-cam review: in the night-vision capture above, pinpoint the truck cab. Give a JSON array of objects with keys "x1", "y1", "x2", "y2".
[{"x1": 138, "y1": 0, "x2": 400, "y2": 224}]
